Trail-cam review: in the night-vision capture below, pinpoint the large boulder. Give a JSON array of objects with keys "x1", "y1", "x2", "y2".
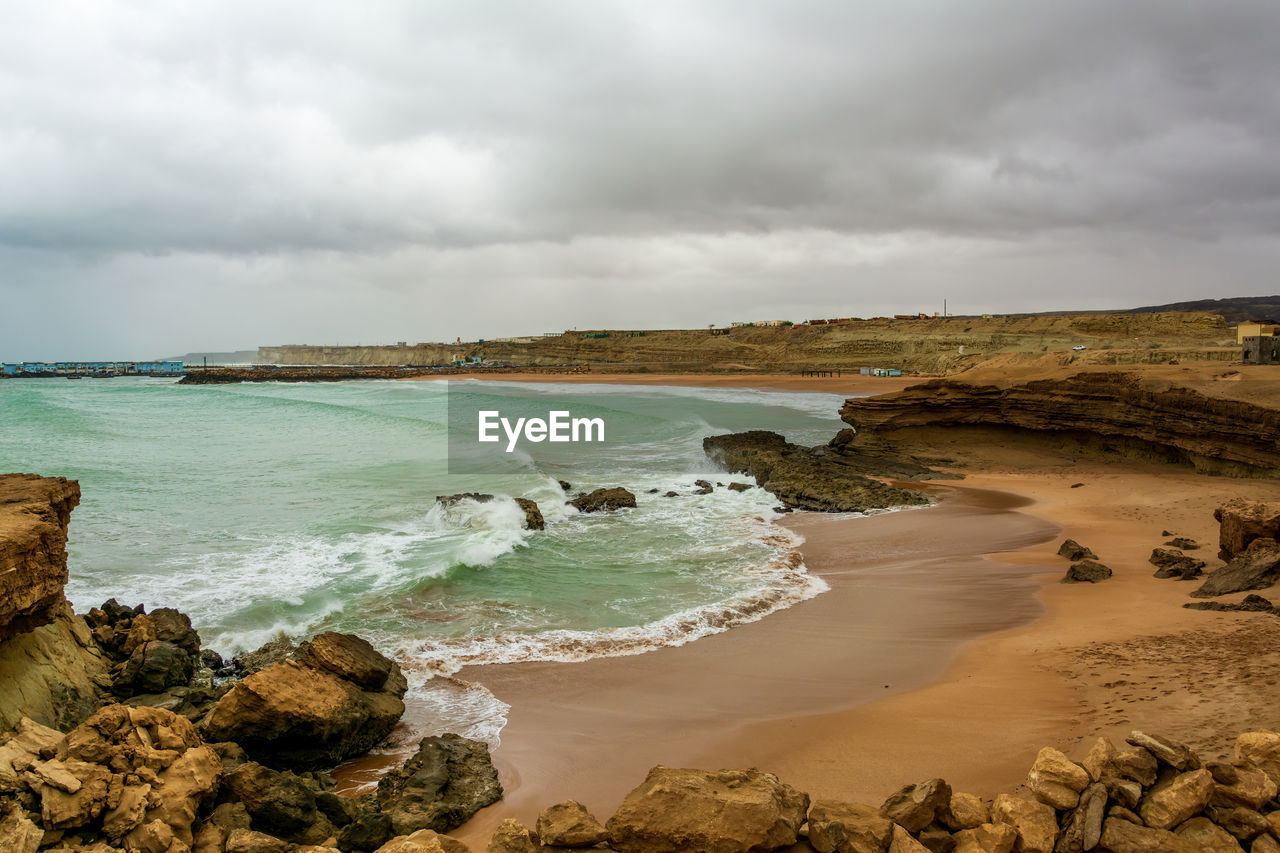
[
  {"x1": 201, "y1": 632, "x2": 407, "y2": 770},
  {"x1": 807, "y1": 800, "x2": 893, "y2": 853},
  {"x1": 535, "y1": 800, "x2": 607, "y2": 847},
  {"x1": 376, "y1": 734, "x2": 502, "y2": 836},
  {"x1": 1097, "y1": 817, "x2": 1199, "y2": 852},
  {"x1": 487, "y1": 818, "x2": 538, "y2": 853},
  {"x1": 952, "y1": 822, "x2": 1017, "y2": 853},
  {"x1": 1061, "y1": 560, "x2": 1112, "y2": 584},
  {"x1": 1026, "y1": 747, "x2": 1090, "y2": 810},
  {"x1": 221, "y1": 760, "x2": 341, "y2": 844},
  {"x1": 1235, "y1": 731, "x2": 1280, "y2": 788},
  {"x1": 606, "y1": 766, "x2": 809, "y2": 853},
  {"x1": 880, "y1": 778, "x2": 951, "y2": 832},
  {"x1": 1214, "y1": 499, "x2": 1280, "y2": 560},
  {"x1": 569, "y1": 487, "x2": 637, "y2": 513},
  {"x1": 1057, "y1": 540, "x2": 1097, "y2": 561},
  {"x1": 1191, "y1": 538, "x2": 1280, "y2": 598},
  {"x1": 991, "y1": 794, "x2": 1057, "y2": 853},
  {"x1": 1137, "y1": 768, "x2": 1214, "y2": 830}
]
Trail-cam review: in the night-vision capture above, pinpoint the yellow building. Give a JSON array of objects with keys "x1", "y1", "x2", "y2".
[{"x1": 1237, "y1": 323, "x2": 1279, "y2": 344}]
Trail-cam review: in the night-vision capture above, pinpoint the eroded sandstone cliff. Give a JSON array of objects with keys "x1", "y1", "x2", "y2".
[
  {"x1": 0, "y1": 474, "x2": 108, "y2": 733},
  {"x1": 840, "y1": 372, "x2": 1280, "y2": 477}
]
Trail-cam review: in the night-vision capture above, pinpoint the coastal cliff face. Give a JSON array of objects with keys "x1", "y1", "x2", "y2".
[
  {"x1": 840, "y1": 372, "x2": 1280, "y2": 477},
  {"x1": 0, "y1": 474, "x2": 108, "y2": 733},
  {"x1": 0, "y1": 474, "x2": 81, "y2": 641}
]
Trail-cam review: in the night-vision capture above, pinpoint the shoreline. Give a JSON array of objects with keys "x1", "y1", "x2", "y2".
[
  {"x1": 404, "y1": 370, "x2": 922, "y2": 395},
  {"x1": 442, "y1": 482, "x2": 1061, "y2": 845}
]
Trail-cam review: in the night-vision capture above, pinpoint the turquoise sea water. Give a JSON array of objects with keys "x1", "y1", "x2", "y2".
[{"x1": 0, "y1": 377, "x2": 849, "y2": 741}]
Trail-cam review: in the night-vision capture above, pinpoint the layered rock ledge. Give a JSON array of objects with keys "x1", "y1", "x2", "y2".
[{"x1": 840, "y1": 372, "x2": 1280, "y2": 477}]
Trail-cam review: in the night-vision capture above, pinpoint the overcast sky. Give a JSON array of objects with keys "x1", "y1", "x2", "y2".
[{"x1": 3, "y1": 1, "x2": 1280, "y2": 359}]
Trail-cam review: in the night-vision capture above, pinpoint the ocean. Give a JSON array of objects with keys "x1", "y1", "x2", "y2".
[{"x1": 0, "y1": 377, "x2": 851, "y2": 744}]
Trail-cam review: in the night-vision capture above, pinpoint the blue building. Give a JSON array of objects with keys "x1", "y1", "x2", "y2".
[{"x1": 1, "y1": 361, "x2": 185, "y2": 377}]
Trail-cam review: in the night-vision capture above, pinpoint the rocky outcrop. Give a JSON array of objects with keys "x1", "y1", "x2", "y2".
[
  {"x1": 839, "y1": 372, "x2": 1280, "y2": 477},
  {"x1": 1184, "y1": 594, "x2": 1279, "y2": 614},
  {"x1": 569, "y1": 488, "x2": 637, "y2": 513},
  {"x1": 0, "y1": 705, "x2": 221, "y2": 849},
  {"x1": 702, "y1": 431, "x2": 929, "y2": 513},
  {"x1": 200, "y1": 632, "x2": 408, "y2": 771},
  {"x1": 1191, "y1": 538, "x2": 1280, "y2": 598},
  {"x1": 0, "y1": 475, "x2": 109, "y2": 734},
  {"x1": 605, "y1": 766, "x2": 809, "y2": 853},
  {"x1": 374, "y1": 734, "x2": 502, "y2": 838},
  {"x1": 1215, "y1": 499, "x2": 1280, "y2": 559},
  {"x1": 1057, "y1": 540, "x2": 1097, "y2": 561},
  {"x1": 1149, "y1": 548, "x2": 1206, "y2": 580},
  {"x1": 0, "y1": 474, "x2": 81, "y2": 641}
]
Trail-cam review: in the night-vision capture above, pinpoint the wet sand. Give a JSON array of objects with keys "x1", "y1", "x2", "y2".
[{"x1": 446, "y1": 484, "x2": 1060, "y2": 845}]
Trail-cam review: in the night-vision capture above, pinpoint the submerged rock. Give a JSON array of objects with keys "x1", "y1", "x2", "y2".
[
  {"x1": 569, "y1": 487, "x2": 637, "y2": 513},
  {"x1": 436, "y1": 493, "x2": 545, "y2": 530},
  {"x1": 201, "y1": 632, "x2": 407, "y2": 771}
]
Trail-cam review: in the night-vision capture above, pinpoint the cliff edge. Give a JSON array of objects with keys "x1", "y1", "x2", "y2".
[{"x1": 0, "y1": 474, "x2": 108, "y2": 733}]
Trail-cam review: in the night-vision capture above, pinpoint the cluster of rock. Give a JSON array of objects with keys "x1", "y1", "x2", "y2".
[
  {"x1": 481, "y1": 728, "x2": 1280, "y2": 853},
  {"x1": 435, "y1": 486, "x2": 640, "y2": 533},
  {"x1": 0, "y1": 474, "x2": 504, "y2": 853},
  {"x1": 702, "y1": 431, "x2": 930, "y2": 513},
  {"x1": 1179, "y1": 501, "x2": 1280, "y2": 603},
  {"x1": 1056, "y1": 540, "x2": 1112, "y2": 584}
]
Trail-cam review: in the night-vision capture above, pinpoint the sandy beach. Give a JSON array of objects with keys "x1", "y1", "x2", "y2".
[
  {"x1": 406, "y1": 370, "x2": 923, "y2": 396},
  {"x1": 408, "y1": 374, "x2": 1280, "y2": 844}
]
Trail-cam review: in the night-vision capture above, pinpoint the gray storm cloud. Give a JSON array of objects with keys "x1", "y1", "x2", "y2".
[{"x1": 1, "y1": 0, "x2": 1279, "y2": 358}]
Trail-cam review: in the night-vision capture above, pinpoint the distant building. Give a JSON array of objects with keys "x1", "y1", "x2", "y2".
[
  {"x1": 1243, "y1": 336, "x2": 1280, "y2": 365},
  {"x1": 1237, "y1": 323, "x2": 1279, "y2": 344}
]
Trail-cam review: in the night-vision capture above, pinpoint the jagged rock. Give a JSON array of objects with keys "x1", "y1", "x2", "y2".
[
  {"x1": 1206, "y1": 760, "x2": 1278, "y2": 810},
  {"x1": 888, "y1": 824, "x2": 931, "y2": 853},
  {"x1": 222, "y1": 761, "x2": 333, "y2": 843},
  {"x1": 513, "y1": 499, "x2": 544, "y2": 531},
  {"x1": 376, "y1": 734, "x2": 501, "y2": 836},
  {"x1": 1097, "y1": 817, "x2": 1199, "y2": 852},
  {"x1": 1061, "y1": 560, "x2": 1112, "y2": 584},
  {"x1": 1235, "y1": 731, "x2": 1280, "y2": 787},
  {"x1": 1192, "y1": 538, "x2": 1280, "y2": 598},
  {"x1": 1026, "y1": 747, "x2": 1090, "y2": 810},
  {"x1": 943, "y1": 792, "x2": 989, "y2": 832},
  {"x1": 1057, "y1": 540, "x2": 1097, "y2": 561},
  {"x1": 535, "y1": 800, "x2": 607, "y2": 847},
  {"x1": 0, "y1": 803, "x2": 43, "y2": 853},
  {"x1": 915, "y1": 825, "x2": 955, "y2": 853},
  {"x1": 1163, "y1": 537, "x2": 1200, "y2": 550},
  {"x1": 1214, "y1": 499, "x2": 1280, "y2": 560},
  {"x1": 991, "y1": 794, "x2": 1057, "y2": 853},
  {"x1": 807, "y1": 800, "x2": 893, "y2": 853},
  {"x1": 1204, "y1": 803, "x2": 1270, "y2": 841},
  {"x1": 727, "y1": 482, "x2": 751, "y2": 493},
  {"x1": 1172, "y1": 817, "x2": 1243, "y2": 853},
  {"x1": 693, "y1": 480, "x2": 714, "y2": 495},
  {"x1": 1148, "y1": 548, "x2": 1206, "y2": 580},
  {"x1": 1138, "y1": 768, "x2": 1214, "y2": 830},
  {"x1": 201, "y1": 632, "x2": 406, "y2": 770},
  {"x1": 702, "y1": 431, "x2": 929, "y2": 513},
  {"x1": 664, "y1": 491, "x2": 679, "y2": 498},
  {"x1": 375, "y1": 828, "x2": 469, "y2": 853},
  {"x1": 881, "y1": 778, "x2": 952, "y2": 833},
  {"x1": 231, "y1": 638, "x2": 297, "y2": 676},
  {"x1": 338, "y1": 810, "x2": 394, "y2": 853},
  {"x1": 558, "y1": 481, "x2": 571, "y2": 492},
  {"x1": 1125, "y1": 731, "x2": 1200, "y2": 771},
  {"x1": 1100, "y1": 777, "x2": 1142, "y2": 811},
  {"x1": 952, "y1": 822, "x2": 1016, "y2": 853},
  {"x1": 486, "y1": 818, "x2": 537, "y2": 853},
  {"x1": 606, "y1": 766, "x2": 809, "y2": 853},
  {"x1": 569, "y1": 487, "x2": 637, "y2": 513},
  {"x1": 1054, "y1": 782, "x2": 1106, "y2": 853}
]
